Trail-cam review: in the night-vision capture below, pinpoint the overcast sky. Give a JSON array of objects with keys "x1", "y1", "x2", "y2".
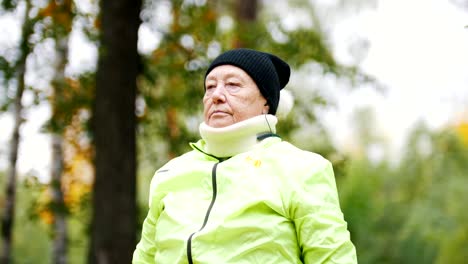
[
  {"x1": 324, "y1": 0, "x2": 468, "y2": 161},
  {"x1": 1, "y1": 0, "x2": 467, "y2": 181}
]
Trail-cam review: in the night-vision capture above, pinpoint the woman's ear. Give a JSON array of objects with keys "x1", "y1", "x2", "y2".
[{"x1": 262, "y1": 104, "x2": 269, "y2": 114}]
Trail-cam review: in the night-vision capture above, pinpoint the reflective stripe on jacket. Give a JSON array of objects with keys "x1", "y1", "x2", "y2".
[{"x1": 133, "y1": 137, "x2": 357, "y2": 263}]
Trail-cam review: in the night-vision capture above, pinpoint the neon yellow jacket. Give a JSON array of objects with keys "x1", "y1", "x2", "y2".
[{"x1": 133, "y1": 137, "x2": 357, "y2": 263}]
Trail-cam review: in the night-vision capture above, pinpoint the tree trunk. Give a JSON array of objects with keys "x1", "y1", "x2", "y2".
[
  {"x1": 50, "y1": 22, "x2": 71, "y2": 263},
  {"x1": 0, "y1": 59, "x2": 24, "y2": 264},
  {"x1": 0, "y1": 2, "x2": 33, "y2": 263},
  {"x1": 46, "y1": 0, "x2": 75, "y2": 262},
  {"x1": 51, "y1": 134, "x2": 67, "y2": 264},
  {"x1": 236, "y1": 0, "x2": 257, "y2": 22},
  {"x1": 88, "y1": 0, "x2": 141, "y2": 263},
  {"x1": 233, "y1": 0, "x2": 258, "y2": 48},
  {"x1": 166, "y1": 107, "x2": 180, "y2": 159}
]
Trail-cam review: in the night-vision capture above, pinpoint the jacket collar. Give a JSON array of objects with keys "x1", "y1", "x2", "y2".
[{"x1": 194, "y1": 114, "x2": 279, "y2": 158}]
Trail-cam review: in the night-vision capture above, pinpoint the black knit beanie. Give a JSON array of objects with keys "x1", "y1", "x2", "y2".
[{"x1": 205, "y1": 48, "x2": 290, "y2": 115}]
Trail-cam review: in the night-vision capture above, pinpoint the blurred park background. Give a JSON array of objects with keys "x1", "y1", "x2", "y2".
[{"x1": 1, "y1": 0, "x2": 468, "y2": 263}]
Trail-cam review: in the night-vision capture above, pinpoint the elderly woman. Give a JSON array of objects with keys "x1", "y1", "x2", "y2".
[{"x1": 133, "y1": 49, "x2": 357, "y2": 263}]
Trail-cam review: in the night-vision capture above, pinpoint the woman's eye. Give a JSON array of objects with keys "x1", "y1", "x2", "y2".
[{"x1": 226, "y1": 82, "x2": 240, "y2": 87}]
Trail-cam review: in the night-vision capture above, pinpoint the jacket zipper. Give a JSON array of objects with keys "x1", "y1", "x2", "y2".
[{"x1": 187, "y1": 162, "x2": 219, "y2": 264}]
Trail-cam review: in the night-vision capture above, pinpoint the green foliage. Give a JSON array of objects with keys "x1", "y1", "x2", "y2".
[
  {"x1": 10, "y1": 177, "x2": 51, "y2": 264},
  {"x1": 337, "y1": 125, "x2": 468, "y2": 264},
  {"x1": 0, "y1": 56, "x2": 14, "y2": 82},
  {"x1": 0, "y1": 0, "x2": 16, "y2": 11},
  {"x1": 0, "y1": 56, "x2": 14, "y2": 111},
  {"x1": 269, "y1": 29, "x2": 337, "y2": 70},
  {"x1": 0, "y1": 175, "x2": 89, "y2": 263},
  {"x1": 43, "y1": 72, "x2": 95, "y2": 134}
]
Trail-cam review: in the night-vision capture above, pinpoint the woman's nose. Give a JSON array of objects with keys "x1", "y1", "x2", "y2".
[{"x1": 211, "y1": 85, "x2": 226, "y2": 103}]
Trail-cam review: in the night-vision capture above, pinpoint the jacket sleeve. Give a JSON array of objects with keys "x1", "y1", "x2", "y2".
[
  {"x1": 291, "y1": 159, "x2": 357, "y2": 264},
  {"x1": 132, "y1": 178, "x2": 164, "y2": 264}
]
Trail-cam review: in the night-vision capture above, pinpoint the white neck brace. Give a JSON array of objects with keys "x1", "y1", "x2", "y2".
[{"x1": 199, "y1": 114, "x2": 278, "y2": 157}]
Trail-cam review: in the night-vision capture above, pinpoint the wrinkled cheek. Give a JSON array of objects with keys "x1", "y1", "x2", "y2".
[{"x1": 202, "y1": 101, "x2": 211, "y2": 117}]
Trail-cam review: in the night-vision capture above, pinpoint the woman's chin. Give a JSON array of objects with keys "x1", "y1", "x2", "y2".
[{"x1": 207, "y1": 117, "x2": 234, "y2": 128}]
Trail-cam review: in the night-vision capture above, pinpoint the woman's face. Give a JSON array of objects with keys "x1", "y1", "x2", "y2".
[{"x1": 203, "y1": 65, "x2": 269, "y2": 128}]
